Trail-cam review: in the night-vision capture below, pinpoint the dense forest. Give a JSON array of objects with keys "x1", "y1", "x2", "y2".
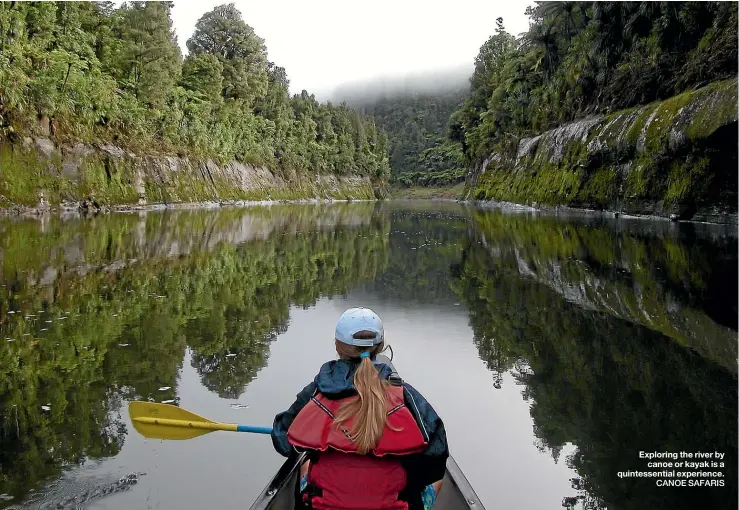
[
  {"x1": 358, "y1": 89, "x2": 468, "y2": 187},
  {"x1": 1, "y1": 2, "x2": 736, "y2": 195},
  {"x1": 338, "y1": 1, "x2": 737, "y2": 190},
  {"x1": 334, "y1": 70, "x2": 469, "y2": 187},
  {"x1": 0, "y1": 2, "x2": 390, "y2": 179},
  {"x1": 449, "y1": 1, "x2": 738, "y2": 167}
]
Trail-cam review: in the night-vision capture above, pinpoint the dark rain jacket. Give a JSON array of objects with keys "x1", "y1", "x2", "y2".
[{"x1": 271, "y1": 359, "x2": 449, "y2": 509}]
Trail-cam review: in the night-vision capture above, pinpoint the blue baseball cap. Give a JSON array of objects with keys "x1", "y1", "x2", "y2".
[{"x1": 335, "y1": 307, "x2": 384, "y2": 347}]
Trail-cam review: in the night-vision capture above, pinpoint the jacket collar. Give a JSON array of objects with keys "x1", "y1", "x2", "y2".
[{"x1": 313, "y1": 359, "x2": 394, "y2": 398}]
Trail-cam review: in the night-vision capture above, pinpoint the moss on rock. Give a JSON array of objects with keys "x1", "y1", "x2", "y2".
[
  {"x1": 466, "y1": 78, "x2": 738, "y2": 222},
  {"x1": 0, "y1": 139, "x2": 377, "y2": 210}
]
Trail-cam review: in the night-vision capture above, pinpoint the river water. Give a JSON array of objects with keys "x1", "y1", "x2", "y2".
[{"x1": 0, "y1": 201, "x2": 736, "y2": 510}]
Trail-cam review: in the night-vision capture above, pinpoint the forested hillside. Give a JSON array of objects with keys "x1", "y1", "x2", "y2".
[
  {"x1": 347, "y1": 1, "x2": 736, "y2": 198},
  {"x1": 0, "y1": 2, "x2": 390, "y2": 180},
  {"x1": 331, "y1": 67, "x2": 470, "y2": 188},
  {"x1": 359, "y1": 88, "x2": 467, "y2": 186},
  {"x1": 450, "y1": 2, "x2": 738, "y2": 167}
]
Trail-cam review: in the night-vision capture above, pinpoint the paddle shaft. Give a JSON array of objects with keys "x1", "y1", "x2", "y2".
[{"x1": 133, "y1": 416, "x2": 272, "y2": 435}]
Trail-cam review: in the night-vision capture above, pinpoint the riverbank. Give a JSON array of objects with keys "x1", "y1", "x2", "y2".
[
  {"x1": 0, "y1": 137, "x2": 382, "y2": 214},
  {"x1": 463, "y1": 198, "x2": 739, "y2": 226},
  {"x1": 387, "y1": 183, "x2": 465, "y2": 199},
  {"x1": 463, "y1": 78, "x2": 738, "y2": 225},
  {"x1": 0, "y1": 196, "x2": 377, "y2": 218}
]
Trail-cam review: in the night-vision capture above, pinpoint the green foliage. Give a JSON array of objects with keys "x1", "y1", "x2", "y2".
[
  {"x1": 0, "y1": 2, "x2": 390, "y2": 181},
  {"x1": 181, "y1": 53, "x2": 223, "y2": 103},
  {"x1": 111, "y1": 1, "x2": 182, "y2": 108},
  {"x1": 451, "y1": 2, "x2": 739, "y2": 167},
  {"x1": 357, "y1": 89, "x2": 467, "y2": 186},
  {"x1": 387, "y1": 183, "x2": 465, "y2": 199},
  {"x1": 468, "y1": 77, "x2": 738, "y2": 214},
  {"x1": 186, "y1": 2, "x2": 267, "y2": 104},
  {"x1": 395, "y1": 140, "x2": 466, "y2": 187}
]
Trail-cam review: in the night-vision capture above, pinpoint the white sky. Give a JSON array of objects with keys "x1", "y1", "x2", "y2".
[{"x1": 169, "y1": 0, "x2": 532, "y2": 99}]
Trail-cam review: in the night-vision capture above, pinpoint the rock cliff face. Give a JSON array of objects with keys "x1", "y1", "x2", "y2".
[
  {"x1": 0, "y1": 138, "x2": 378, "y2": 212},
  {"x1": 465, "y1": 79, "x2": 738, "y2": 224}
]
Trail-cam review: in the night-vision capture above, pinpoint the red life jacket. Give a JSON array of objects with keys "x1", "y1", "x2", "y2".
[{"x1": 287, "y1": 385, "x2": 428, "y2": 510}]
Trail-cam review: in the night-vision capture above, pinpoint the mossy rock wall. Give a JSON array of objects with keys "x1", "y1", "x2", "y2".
[
  {"x1": 0, "y1": 138, "x2": 375, "y2": 210},
  {"x1": 465, "y1": 78, "x2": 738, "y2": 223}
]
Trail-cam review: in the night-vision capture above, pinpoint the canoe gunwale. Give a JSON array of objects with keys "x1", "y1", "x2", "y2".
[
  {"x1": 250, "y1": 450, "x2": 306, "y2": 510},
  {"x1": 444, "y1": 454, "x2": 485, "y2": 509}
]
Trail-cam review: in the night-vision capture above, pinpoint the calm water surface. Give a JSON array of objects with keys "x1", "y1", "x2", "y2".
[{"x1": 0, "y1": 201, "x2": 736, "y2": 510}]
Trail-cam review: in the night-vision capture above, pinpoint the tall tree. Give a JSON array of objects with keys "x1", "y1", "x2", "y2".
[
  {"x1": 113, "y1": 1, "x2": 181, "y2": 107},
  {"x1": 181, "y1": 52, "x2": 223, "y2": 103},
  {"x1": 186, "y1": 3, "x2": 268, "y2": 105}
]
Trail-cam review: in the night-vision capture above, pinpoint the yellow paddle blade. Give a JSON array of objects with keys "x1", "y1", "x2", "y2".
[{"x1": 128, "y1": 401, "x2": 237, "y2": 440}]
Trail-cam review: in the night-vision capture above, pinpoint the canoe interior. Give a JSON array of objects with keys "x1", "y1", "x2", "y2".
[{"x1": 263, "y1": 462, "x2": 479, "y2": 510}]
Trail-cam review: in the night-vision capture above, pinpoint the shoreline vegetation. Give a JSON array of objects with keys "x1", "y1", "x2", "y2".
[
  {"x1": 0, "y1": 2, "x2": 737, "y2": 225},
  {"x1": 387, "y1": 183, "x2": 465, "y2": 200},
  {"x1": 449, "y1": 3, "x2": 737, "y2": 224},
  {"x1": 343, "y1": 2, "x2": 738, "y2": 224},
  {"x1": 464, "y1": 77, "x2": 738, "y2": 225},
  {"x1": 0, "y1": 2, "x2": 390, "y2": 209},
  {"x1": 6, "y1": 191, "x2": 737, "y2": 230}
]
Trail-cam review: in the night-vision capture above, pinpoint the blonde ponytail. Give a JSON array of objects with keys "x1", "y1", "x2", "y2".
[{"x1": 334, "y1": 339, "x2": 388, "y2": 454}]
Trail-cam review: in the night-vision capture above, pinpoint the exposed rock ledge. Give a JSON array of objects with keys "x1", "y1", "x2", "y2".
[
  {"x1": 465, "y1": 78, "x2": 738, "y2": 224},
  {"x1": 0, "y1": 137, "x2": 381, "y2": 214}
]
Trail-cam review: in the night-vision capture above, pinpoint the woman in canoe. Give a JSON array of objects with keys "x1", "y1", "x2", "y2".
[{"x1": 271, "y1": 307, "x2": 448, "y2": 510}]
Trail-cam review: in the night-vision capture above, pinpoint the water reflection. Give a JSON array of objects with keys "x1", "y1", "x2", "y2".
[
  {"x1": 360, "y1": 202, "x2": 471, "y2": 304},
  {"x1": 0, "y1": 203, "x2": 388, "y2": 506},
  {"x1": 452, "y1": 209, "x2": 737, "y2": 509},
  {"x1": 0, "y1": 202, "x2": 735, "y2": 510}
]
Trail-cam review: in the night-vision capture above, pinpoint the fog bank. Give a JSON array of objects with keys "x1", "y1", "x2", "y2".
[{"x1": 327, "y1": 64, "x2": 472, "y2": 106}]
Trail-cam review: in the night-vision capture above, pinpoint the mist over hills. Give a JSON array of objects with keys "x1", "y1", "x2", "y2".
[
  {"x1": 325, "y1": 66, "x2": 472, "y2": 185},
  {"x1": 328, "y1": 64, "x2": 472, "y2": 107}
]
